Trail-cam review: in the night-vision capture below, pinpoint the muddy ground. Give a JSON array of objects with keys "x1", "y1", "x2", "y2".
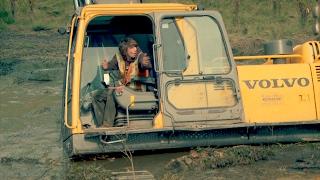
[{"x1": 1, "y1": 30, "x2": 320, "y2": 179}]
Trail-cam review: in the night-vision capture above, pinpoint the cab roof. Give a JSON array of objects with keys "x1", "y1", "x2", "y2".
[{"x1": 78, "y1": 3, "x2": 197, "y2": 16}]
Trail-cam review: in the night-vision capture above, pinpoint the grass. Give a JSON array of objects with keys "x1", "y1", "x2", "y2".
[
  {"x1": 0, "y1": 0, "x2": 316, "y2": 39},
  {"x1": 0, "y1": 0, "x2": 317, "y2": 54},
  {"x1": 0, "y1": 0, "x2": 73, "y2": 31},
  {"x1": 0, "y1": 0, "x2": 315, "y2": 34}
]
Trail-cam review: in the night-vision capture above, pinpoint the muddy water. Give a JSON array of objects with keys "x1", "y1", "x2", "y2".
[
  {"x1": 0, "y1": 80, "x2": 63, "y2": 179},
  {"x1": 0, "y1": 76, "x2": 187, "y2": 179}
]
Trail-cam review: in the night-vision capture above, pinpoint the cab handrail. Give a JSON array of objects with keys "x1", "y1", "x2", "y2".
[
  {"x1": 64, "y1": 16, "x2": 77, "y2": 129},
  {"x1": 234, "y1": 54, "x2": 302, "y2": 61}
]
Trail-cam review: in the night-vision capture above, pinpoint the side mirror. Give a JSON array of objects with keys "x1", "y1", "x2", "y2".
[
  {"x1": 314, "y1": 21, "x2": 320, "y2": 35},
  {"x1": 152, "y1": 43, "x2": 161, "y2": 72},
  {"x1": 313, "y1": 4, "x2": 320, "y2": 35},
  {"x1": 313, "y1": 5, "x2": 319, "y2": 18}
]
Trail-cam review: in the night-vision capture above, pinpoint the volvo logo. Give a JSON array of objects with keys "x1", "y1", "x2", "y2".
[{"x1": 243, "y1": 78, "x2": 310, "y2": 89}]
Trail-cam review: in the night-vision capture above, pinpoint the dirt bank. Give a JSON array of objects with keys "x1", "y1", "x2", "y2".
[{"x1": 163, "y1": 143, "x2": 320, "y2": 179}]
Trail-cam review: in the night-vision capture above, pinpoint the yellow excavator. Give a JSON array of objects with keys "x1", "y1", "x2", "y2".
[{"x1": 61, "y1": 0, "x2": 320, "y2": 158}]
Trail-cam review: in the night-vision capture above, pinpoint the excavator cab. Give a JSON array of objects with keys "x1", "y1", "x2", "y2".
[{"x1": 61, "y1": 2, "x2": 245, "y2": 157}]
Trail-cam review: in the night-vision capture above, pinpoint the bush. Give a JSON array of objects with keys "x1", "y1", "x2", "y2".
[{"x1": 0, "y1": 10, "x2": 15, "y2": 24}]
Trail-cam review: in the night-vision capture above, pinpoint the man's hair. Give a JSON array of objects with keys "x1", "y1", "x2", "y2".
[{"x1": 118, "y1": 37, "x2": 139, "y2": 60}]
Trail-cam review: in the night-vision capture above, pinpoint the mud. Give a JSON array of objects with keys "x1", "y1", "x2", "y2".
[
  {"x1": 1, "y1": 30, "x2": 320, "y2": 179},
  {"x1": 164, "y1": 144, "x2": 320, "y2": 179}
]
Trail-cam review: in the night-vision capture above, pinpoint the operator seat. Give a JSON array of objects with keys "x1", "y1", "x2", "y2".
[
  {"x1": 114, "y1": 86, "x2": 158, "y2": 111},
  {"x1": 113, "y1": 77, "x2": 158, "y2": 127}
]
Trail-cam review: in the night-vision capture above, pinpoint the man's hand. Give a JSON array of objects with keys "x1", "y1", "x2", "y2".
[
  {"x1": 140, "y1": 53, "x2": 152, "y2": 68},
  {"x1": 101, "y1": 58, "x2": 109, "y2": 70},
  {"x1": 115, "y1": 85, "x2": 124, "y2": 93}
]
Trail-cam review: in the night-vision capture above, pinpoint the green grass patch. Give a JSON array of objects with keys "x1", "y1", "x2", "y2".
[{"x1": 0, "y1": 10, "x2": 14, "y2": 24}]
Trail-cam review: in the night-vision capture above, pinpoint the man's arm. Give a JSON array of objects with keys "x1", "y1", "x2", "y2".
[{"x1": 101, "y1": 55, "x2": 118, "y2": 70}]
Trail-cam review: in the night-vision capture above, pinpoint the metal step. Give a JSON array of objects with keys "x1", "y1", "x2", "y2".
[{"x1": 111, "y1": 171, "x2": 155, "y2": 180}]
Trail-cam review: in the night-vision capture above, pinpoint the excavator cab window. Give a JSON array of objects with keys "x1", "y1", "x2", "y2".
[
  {"x1": 79, "y1": 15, "x2": 157, "y2": 128},
  {"x1": 160, "y1": 15, "x2": 230, "y2": 75},
  {"x1": 161, "y1": 17, "x2": 187, "y2": 72},
  {"x1": 80, "y1": 15, "x2": 154, "y2": 92}
]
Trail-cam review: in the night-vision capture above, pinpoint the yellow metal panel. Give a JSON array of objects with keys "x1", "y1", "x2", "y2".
[
  {"x1": 237, "y1": 64, "x2": 316, "y2": 123},
  {"x1": 206, "y1": 81, "x2": 236, "y2": 107},
  {"x1": 167, "y1": 83, "x2": 206, "y2": 109},
  {"x1": 310, "y1": 63, "x2": 320, "y2": 119},
  {"x1": 291, "y1": 41, "x2": 320, "y2": 64},
  {"x1": 71, "y1": 19, "x2": 87, "y2": 134},
  {"x1": 153, "y1": 101, "x2": 164, "y2": 129},
  {"x1": 234, "y1": 54, "x2": 301, "y2": 64},
  {"x1": 81, "y1": 3, "x2": 197, "y2": 17},
  {"x1": 64, "y1": 16, "x2": 77, "y2": 129}
]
